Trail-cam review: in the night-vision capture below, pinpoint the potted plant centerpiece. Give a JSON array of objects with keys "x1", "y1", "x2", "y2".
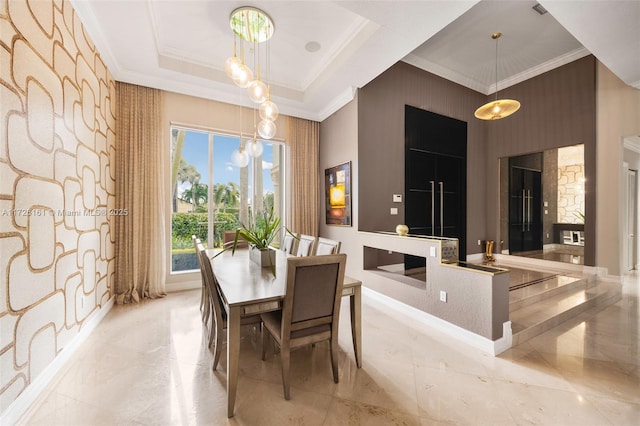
[{"x1": 231, "y1": 208, "x2": 280, "y2": 273}]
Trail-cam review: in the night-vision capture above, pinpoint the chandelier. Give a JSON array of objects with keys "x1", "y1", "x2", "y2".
[
  {"x1": 225, "y1": 7, "x2": 278, "y2": 145},
  {"x1": 474, "y1": 32, "x2": 521, "y2": 121}
]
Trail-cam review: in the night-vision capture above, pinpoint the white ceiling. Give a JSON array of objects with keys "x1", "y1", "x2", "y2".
[{"x1": 71, "y1": 0, "x2": 640, "y2": 122}]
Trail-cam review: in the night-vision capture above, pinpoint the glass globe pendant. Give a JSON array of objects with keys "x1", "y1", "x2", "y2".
[
  {"x1": 225, "y1": 56, "x2": 242, "y2": 79},
  {"x1": 231, "y1": 147, "x2": 249, "y2": 167},
  {"x1": 257, "y1": 119, "x2": 276, "y2": 140},
  {"x1": 259, "y1": 88, "x2": 279, "y2": 121},
  {"x1": 224, "y1": 37, "x2": 242, "y2": 79},
  {"x1": 232, "y1": 63, "x2": 253, "y2": 88},
  {"x1": 247, "y1": 138, "x2": 264, "y2": 157},
  {"x1": 247, "y1": 78, "x2": 268, "y2": 103}
]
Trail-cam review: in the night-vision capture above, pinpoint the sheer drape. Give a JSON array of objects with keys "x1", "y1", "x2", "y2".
[
  {"x1": 286, "y1": 117, "x2": 320, "y2": 236},
  {"x1": 114, "y1": 83, "x2": 167, "y2": 303}
]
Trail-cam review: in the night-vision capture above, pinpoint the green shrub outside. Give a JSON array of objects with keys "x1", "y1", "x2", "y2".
[{"x1": 171, "y1": 212, "x2": 240, "y2": 249}]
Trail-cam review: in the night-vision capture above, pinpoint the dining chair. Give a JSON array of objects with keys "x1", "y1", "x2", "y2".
[
  {"x1": 294, "y1": 234, "x2": 317, "y2": 256},
  {"x1": 196, "y1": 244, "x2": 262, "y2": 370},
  {"x1": 281, "y1": 232, "x2": 298, "y2": 254},
  {"x1": 192, "y1": 235, "x2": 210, "y2": 324},
  {"x1": 260, "y1": 253, "x2": 347, "y2": 400},
  {"x1": 314, "y1": 237, "x2": 341, "y2": 255}
]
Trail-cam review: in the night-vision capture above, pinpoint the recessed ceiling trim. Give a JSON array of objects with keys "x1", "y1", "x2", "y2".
[
  {"x1": 489, "y1": 47, "x2": 591, "y2": 93},
  {"x1": 404, "y1": 46, "x2": 591, "y2": 95},
  {"x1": 157, "y1": 53, "x2": 304, "y2": 102},
  {"x1": 401, "y1": 53, "x2": 487, "y2": 93},
  {"x1": 113, "y1": 65, "x2": 321, "y2": 121},
  {"x1": 299, "y1": 16, "x2": 374, "y2": 91},
  {"x1": 315, "y1": 86, "x2": 357, "y2": 122}
]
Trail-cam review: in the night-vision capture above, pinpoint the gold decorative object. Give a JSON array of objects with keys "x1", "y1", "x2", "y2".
[
  {"x1": 396, "y1": 224, "x2": 409, "y2": 236},
  {"x1": 485, "y1": 240, "x2": 495, "y2": 262}
]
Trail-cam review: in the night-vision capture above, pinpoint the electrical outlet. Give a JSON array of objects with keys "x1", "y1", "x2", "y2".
[
  {"x1": 439, "y1": 290, "x2": 447, "y2": 303},
  {"x1": 477, "y1": 239, "x2": 481, "y2": 246},
  {"x1": 390, "y1": 207, "x2": 398, "y2": 215}
]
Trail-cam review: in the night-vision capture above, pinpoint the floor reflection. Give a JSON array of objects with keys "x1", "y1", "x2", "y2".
[{"x1": 512, "y1": 245, "x2": 584, "y2": 265}]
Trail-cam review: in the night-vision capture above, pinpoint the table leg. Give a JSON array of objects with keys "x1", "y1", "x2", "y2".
[
  {"x1": 350, "y1": 287, "x2": 362, "y2": 368},
  {"x1": 226, "y1": 307, "x2": 241, "y2": 417}
]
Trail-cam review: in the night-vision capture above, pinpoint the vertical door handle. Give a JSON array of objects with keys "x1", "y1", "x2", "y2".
[
  {"x1": 522, "y1": 189, "x2": 526, "y2": 232},
  {"x1": 430, "y1": 181, "x2": 435, "y2": 235},
  {"x1": 439, "y1": 181, "x2": 444, "y2": 236},
  {"x1": 527, "y1": 189, "x2": 531, "y2": 231}
]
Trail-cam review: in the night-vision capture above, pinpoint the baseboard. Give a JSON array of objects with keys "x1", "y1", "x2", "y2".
[
  {"x1": 166, "y1": 279, "x2": 201, "y2": 293},
  {"x1": 362, "y1": 287, "x2": 512, "y2": 356},
  {"x1": 595, "y1": 267, "x2": 622, "y2": 283},
  {"x1": 1, "y1": 297, "x2": 115, "y2": 425}
]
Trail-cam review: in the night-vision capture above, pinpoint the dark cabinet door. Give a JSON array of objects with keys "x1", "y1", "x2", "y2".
[
  {"x1": 437, "y1": 155, "x2": 464, "y2": 240},
  {"x1": 406, "y1": 149, "x2": 466, "y2": 260},
  {"x1": 404, "y1": 106, "x2": 467, "y2": 268},
  {"x1": 509, "y1": 167, "x2": 543, "y2": 252},
  {"x1": 406, "y1": 150, "x2": 437, "y2": 236}
]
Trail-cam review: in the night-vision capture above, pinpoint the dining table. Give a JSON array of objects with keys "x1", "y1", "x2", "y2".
[{"x1": 206, "y1": 247, "x2": 362, "y2": 418}]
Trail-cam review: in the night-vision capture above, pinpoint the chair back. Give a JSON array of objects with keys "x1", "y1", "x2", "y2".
[
  {"x1": 314, "y1": 237, "x2": 341, "y2": 255},
  {"x1": 282, "y1": 233, "x2": 297, "y2": 254},
  {"x1": 192, "y1": 235, "x2": 203, "y2": 269},
  {"x1": 282, "y1": 254, "x2": 347, "y2": 339},
  {"x1": 196, "y1": 243, "x2": 226, "y2": 325},
  {"x1": 295, "y1": 234, "x2": 317, "y2": 256}
]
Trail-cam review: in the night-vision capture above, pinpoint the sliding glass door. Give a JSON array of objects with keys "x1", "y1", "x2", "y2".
[{"x1": 170, "y1": 127, "x2": 285, "y2": 272}]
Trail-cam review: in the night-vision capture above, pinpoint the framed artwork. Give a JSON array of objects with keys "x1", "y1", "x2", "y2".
[{"x1": 325, "y1": 161, "x2": 352, "y2": 226}]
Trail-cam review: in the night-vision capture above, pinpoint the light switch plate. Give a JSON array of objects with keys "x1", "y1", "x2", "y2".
[
  {"x1": 439, "y1": 290, "x2": 447, "y2": 303},
  {"x1": 390, "y1": 207, "x2": 398, "y2": 215},
  {"x1": 393, "y1": 194, "x2": 402, "y2": 203},
  {"x1": 429, "y1": 246, "x2": 436, "y2": 257}
]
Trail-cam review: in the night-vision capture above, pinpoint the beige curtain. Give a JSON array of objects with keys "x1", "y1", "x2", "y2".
[
  {"x1": 114, "y1": 83, "x2": 167, "y2": 303},
  {"x1": 287, "y1": 116, "x2": 320, "y2": 236}
]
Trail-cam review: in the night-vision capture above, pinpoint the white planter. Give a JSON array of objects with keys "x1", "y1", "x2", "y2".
[{"x1": 249, "y1": 247, "x2": 276, "y2": 268}]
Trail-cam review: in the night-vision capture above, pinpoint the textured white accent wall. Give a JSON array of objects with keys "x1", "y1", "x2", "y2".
[{"x1": 0, "y1": 0, "x2": 115, "y2": 414}]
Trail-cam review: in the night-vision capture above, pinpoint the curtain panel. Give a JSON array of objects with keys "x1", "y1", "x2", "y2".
[
  {"x1": 286, "y1": 117, "x2": 320, "y2": 236},
  {"x1": 114, "y1": 83, "x2": 167, "y2": 303}
]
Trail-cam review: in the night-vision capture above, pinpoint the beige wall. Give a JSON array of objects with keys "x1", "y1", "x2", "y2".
[
  {"x1": 596, "y1": 62, "x2": 640, "y2": 277},
  {"x1": 1, "y1": 0, "x2": 115, "y2": 416},
  {"x1": 319, "y1": 95, "x2": 360, "y2": 277}
]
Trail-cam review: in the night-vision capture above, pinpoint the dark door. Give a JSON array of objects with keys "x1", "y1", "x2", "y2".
[
  {"x1": 509, "y1": 167, "x2": 543, "y2": 253},
  {"x1": 406, "y1": 150, "x2": 464, "y2": 239}
]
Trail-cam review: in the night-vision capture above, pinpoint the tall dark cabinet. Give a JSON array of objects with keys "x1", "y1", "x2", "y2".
[
  {"x1": 405, "y1": 106, "x2": 467, "y2": 267},
  {"x1": 509, "y1": 153, "x2": 543, "y2": 253}
]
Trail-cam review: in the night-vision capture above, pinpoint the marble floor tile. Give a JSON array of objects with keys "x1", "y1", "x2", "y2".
[{"x1": 17, "y1": 271, "x2": 640, "y2": 425}]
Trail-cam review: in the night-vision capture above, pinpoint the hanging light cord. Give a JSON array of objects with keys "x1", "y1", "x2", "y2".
[{"x1": 493, "y1": 32, "x2": 501, "y2": 101}]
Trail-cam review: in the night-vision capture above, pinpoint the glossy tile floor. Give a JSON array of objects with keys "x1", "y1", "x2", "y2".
[
  {"x1": 511, "y1": 246, "x2": 585, "y2": 265},
  {"x1": 19, "y1": 274, "x2": 640, "y2": 425}
]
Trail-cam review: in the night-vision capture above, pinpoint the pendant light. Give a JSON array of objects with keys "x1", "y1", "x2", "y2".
[
  {"x1": 247, "y1": 108, "x2": 264, "y2": 157},
  {"x1": 474, "y1": 32, "x2": 520, "y2": 120},
  {"x1": 231, "y1": 145, "x2": 249, "y2": 167}
]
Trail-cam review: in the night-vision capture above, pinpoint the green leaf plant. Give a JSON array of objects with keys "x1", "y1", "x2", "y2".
[{"x1": 211, "y1": 207, "x2": 294, "y2": 276}]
